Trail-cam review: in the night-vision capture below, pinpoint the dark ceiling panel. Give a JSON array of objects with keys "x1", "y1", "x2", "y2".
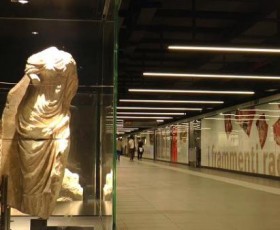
[
  {"x1": 118, "y1": 0, "x2": 280, "y2": 131},
  {"x1": 0, "y1": 0, "x2": 105, "y2": 19},
  {"x1": 2, "y1": 0, "x2": 280, "y2": 132}
]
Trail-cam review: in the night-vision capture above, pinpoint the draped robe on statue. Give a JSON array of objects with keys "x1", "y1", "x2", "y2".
[{"x1": 0, "y1": 47, "x2": 78, "y2": 219}]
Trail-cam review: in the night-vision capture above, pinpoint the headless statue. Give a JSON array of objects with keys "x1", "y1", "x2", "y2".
[{"x1": 1, "y1": 47, "x2": 78, "y2": 218}]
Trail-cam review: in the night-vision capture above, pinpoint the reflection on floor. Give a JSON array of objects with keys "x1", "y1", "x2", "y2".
[
  {"x1": 11, "y1": 200, "x2": 112, "y2": 216},
  {"x1": 54, "y1": 200, "x2": 112, "y2": 216},
  {"x1": 10, "y1": 216, "x2": 112, "y2": 230},
  {"x1": 116, "y1": 156, "x2": 280, "y2": 230},
  {"x1": 10, "y1": 200, "x2": 112, "y2": 229}
]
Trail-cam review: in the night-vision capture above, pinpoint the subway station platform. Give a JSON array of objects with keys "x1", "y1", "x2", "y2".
[{"x1": 116, "y1": 156, "x2": 280, "y2": 230}]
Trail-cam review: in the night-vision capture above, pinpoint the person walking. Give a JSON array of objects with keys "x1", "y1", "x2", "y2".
[
  {"x1": 128, "y1": 135, "x2": 135, "y2": 161},
  {"x1": 137, "y1": 138, "x2": 144, "y2": 160},
  {"x1": 116, "y1": 137, "x2": 122, "y2": 161}
]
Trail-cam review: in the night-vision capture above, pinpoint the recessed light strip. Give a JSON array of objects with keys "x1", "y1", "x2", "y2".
[
  {"x1": 220, "y1": 113, "x2": 279, "y2": 118},
  {"x1": 129, "y1": 88, "x2": 254, "y2": 95},
  {"x1": 117, "y1": 116, "x2": 173, "y2": 119},
  {"x1": 168, "y1": 45, "x2": 280, "y2": 53},
  {"x1": 117, "y1": 112, "x2": 186, "y2": 115},
  {"x1": 119, "y1": 99, "x2": 224, "y2": 104},
  {"x1": 11, "y1": 0, "x2": 29, "y2": 4},
  {"x1": 143, "y1": 72, "x2": 280, "y2": 80},
  {"x1": 204, "y1": 117, "x2": 267, "y2": 121},
  {"x1": 117, "y1": 106, "x2": 202, "y2": 111},
  {"x1": 239, "y1": 109, "x2": 280, "y2": 112}
]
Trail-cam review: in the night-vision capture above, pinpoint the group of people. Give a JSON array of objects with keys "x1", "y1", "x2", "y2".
[
  {"x1": 116, "y1": 135, "x2": 144, "y2": 161},
  {"x1": 128, "y1": 135, "x2": 144, "y2": 161}
]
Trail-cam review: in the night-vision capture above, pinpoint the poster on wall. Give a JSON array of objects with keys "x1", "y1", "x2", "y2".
[
  {"x1": 201, "y1": 102, "x2": 280, "y2": 177},
  {"x1": 176, "y1": 124, "x2": 189, "y2": 164},
  {"x1": 171, "y1": 126, "x2": 178, "y2": 162},
  {"x1": 235, "y1": 108, "x2": 256, "y2": 136}
]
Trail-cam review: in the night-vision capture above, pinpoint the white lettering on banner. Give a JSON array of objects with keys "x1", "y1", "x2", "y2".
[{"x1": 207, "y1": 144, "x2": 280, "y2": 176}]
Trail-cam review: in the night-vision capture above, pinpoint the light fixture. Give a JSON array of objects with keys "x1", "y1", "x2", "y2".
[
  {"x1": 11, "y1": 0, "x2": 29, "y2": 4},
  {"x1": 117, "y1": 112, "x2": 185, "y2": 115},
  {"x1": 265, "y1": 89, "x2": 278, "y2": 92},
  {"x1": 119, "y1": 99, "x2": 224, "y2": 104},
  {"x1": 220, "y1": 113, "x2": 279, "y2": 118},
  {"x1": 220, "y1": 113, "x2": 237, "y2": 116},
  {"x1": 195, "y1": 128, "x2": 211, "y2": 130},
  {"x1": 239, "y1": 109, "x2": 280, "y2": 113},
  {"x1": 204, "y1": 117, "x2": 268, "y2": 121},
  {"x1": 117, "y1": 116, "x2": 173, "y2": 119},
  {"x1": 117, "y1": 128, "x2": 138, "y2": 131},
  {"x1": 269, "y1": 102, "x2": 280, "y2": 105},
  {"x1": 168, "y1": 45, "x2": 280, "y2": 53},
  {"x1": 143, "y1": 72, "x2": 280, "y2": 80},
  {"x1": 129, "y1": 88, "x2": 254, "y2": 95},
  {"x1": 32, "y1": 31, "x2": 39, "y2": 35},
  {"x1": 117, "y1": 106, "x2": 202, "y2": 111}
]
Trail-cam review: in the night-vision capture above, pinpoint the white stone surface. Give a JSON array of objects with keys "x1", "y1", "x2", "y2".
[
  {"x1": 1, "y1": 47, "x2": 78, "y2": 219},
  {"x1": 58, "y1": 168, "x2": 83, "y2": 202},
  {"x1": 103, "y1": 170, "x2": 113, "y2": 201}
]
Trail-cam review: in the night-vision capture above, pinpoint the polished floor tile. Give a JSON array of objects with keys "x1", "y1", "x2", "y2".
[{"x1": 116, "y1": 157, "x2": 280, "y2": 230}]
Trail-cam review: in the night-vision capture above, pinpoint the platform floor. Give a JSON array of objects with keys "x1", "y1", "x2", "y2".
[{"x1": 116, "y1": 157, "x2": 280, "y2": 230}]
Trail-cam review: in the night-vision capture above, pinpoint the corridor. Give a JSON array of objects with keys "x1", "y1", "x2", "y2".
[{"x1": 116, "y1": 157, "x2": 280, "y2": 230}]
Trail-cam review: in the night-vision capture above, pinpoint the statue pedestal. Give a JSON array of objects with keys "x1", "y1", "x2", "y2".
[
  {"x1": 30, "y1": 219, "x2": 47, "y2": 230},
  {"x1": 46, "y1": 227, "x2": 94, "y2": 230},
  {"x1": 30, "y1": 219, "x2": 94, "y2": 230}
]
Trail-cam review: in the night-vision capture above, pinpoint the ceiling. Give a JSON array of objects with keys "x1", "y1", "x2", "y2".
[
  {"x1": 0, "y1": 0, "x2": 120, "y2": 119},
  {"x1": 0, "y1": 0, "x2": 114, "y2": 88},
  {"x1": 118, "y1": 0, "x2": 280, "y2": 132},
  {"x1": 1, "y1": 1, "x2": 280, "y2": 133}
]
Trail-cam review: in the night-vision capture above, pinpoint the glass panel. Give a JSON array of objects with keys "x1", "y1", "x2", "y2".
[
  {"x1": 137, "y1": 130, "x2": 155, "y2": 159},
  {"x1": 175, "y1": 123, "x2": 189, "y2": 164},
  {"x1": 0, "y1": 0, "x2": 117, "y2": 229},
  {"x1": 155, "y1": 127, "x2": 171, "y2": 161}
]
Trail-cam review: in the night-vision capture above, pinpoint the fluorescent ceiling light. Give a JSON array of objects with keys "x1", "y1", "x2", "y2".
[
  {"x1": 119, "y1": 99, "x2": 224, "y2": 104},
  {"x1": 11, "y1": 0, "x2": 29, "y2": 4},
  {"x1": 117, "y1": 106, "x2": 202, "y2": 111},
  {"x1": 118, "y1": 128, "x2": 138, "y2": 131},
  {"x1": 220, "y1": 113, "x2": 279, "y2": 118},
  {"x1": 129, "y1": 88, "x2": 254, "y2": 95},
  {"x1": 204, "y1": 117, "x2": 268, "y2": 121},
  {"x1": 117, "y1": 112, "x2": 185, "y2": 115},
  {"x1": 269, "y1": 102, "x2": 280, "y2": 104},
  {"x1": 168, "y1": 45, "x2": 280, "y2": 53},
  {"x1": 143, "y1": 72, "x2": 280, "y2": 80},
  {"x1": 117, "y1": 116, "x2": 173, "y2": 119},
  {"x1": 238, "y1": 109, "x2": 280, "y2": 112}
]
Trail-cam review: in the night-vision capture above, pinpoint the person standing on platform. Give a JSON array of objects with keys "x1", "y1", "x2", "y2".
[
  {"x1": 116, "y1": 137, "x2": 122, "y2": 161},
  {"x1": 128, "y1": 135, "x2": 135, "y2": 161},
  {"x1": 137, "y1": 138, "x2": 144, "y2": 160}
]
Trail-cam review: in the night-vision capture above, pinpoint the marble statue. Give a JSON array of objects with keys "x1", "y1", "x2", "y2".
[
  {"x1": 103, "y1": 169, "x2": 113, "y2": 201},
  {"x1": 57, "y1": 168, "x2": 83, "y2": 202},
  {"x1": 0, "y1": 47, "x2": 78, "y2": 219}
]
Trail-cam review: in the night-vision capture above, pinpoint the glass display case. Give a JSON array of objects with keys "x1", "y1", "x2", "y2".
[{"x1": 0, "y1": 0, "x2": 118, "y2": 229}]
